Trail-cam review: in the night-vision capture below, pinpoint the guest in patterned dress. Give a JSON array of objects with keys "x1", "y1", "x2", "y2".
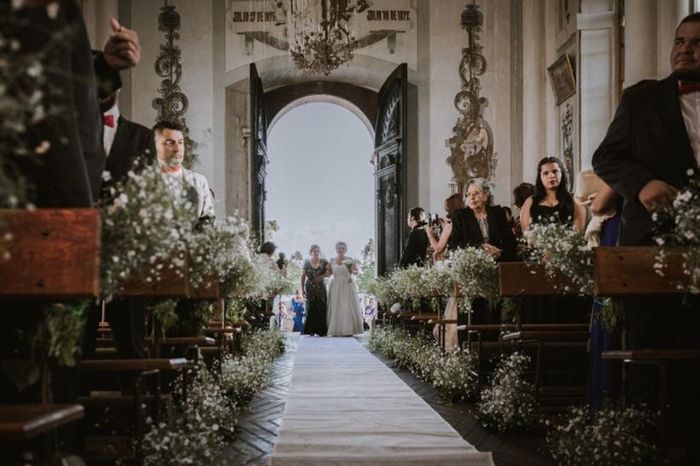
[{"x1": 300, "y1": 244, "x2": 330, "y2": 336}]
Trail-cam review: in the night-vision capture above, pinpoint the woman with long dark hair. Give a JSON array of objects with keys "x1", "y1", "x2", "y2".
[
  {"x1": 520, "y1": 156, "x2": 586, "y2": 232},
  {"x1": 398, "y1": 207, "x2": 429, "y2": 267}
]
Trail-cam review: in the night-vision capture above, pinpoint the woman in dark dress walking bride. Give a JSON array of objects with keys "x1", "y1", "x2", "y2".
[{"x1": 300, "y1": 244, "x2": 330, "y2": 336}]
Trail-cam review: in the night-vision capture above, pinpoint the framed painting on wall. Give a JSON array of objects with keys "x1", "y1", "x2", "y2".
[{"x1": 548, "y1": 54, "x2": 576, "y2": 104}]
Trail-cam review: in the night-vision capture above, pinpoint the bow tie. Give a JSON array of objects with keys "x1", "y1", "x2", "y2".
[
  {"x1": 679, "y1": 81, "x2": 700, "y2": 95},
  {"x1": 102, "y1": 114, "x2": 115, "y2": 128}
]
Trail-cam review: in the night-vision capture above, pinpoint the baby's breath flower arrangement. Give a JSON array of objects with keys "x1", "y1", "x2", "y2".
[
  {"x1": 187, "y1": 215, "x2": 250, "y2": 290},
  {"x1": 368, "y1": 326, "x2": 477, "y2": 403},
  {"x1": 143, "y1": 364, "x2": 235, "y2": 466},
  {"x1": 524, "y1": 222, "x2": 593, "y2": 295},
  {"x1": 100, "y1": 166, "x2": 194, "y2": 296},
  {"x1": 478, "y1": 351, "x2": 537, "y2": 432},
  {"x1": 448, "y1": 247, "x2": 499, "y2": 308},
  {"x1": 389, "y1": 265, "x2": 426, "y2": 304},
  {"x1": 221, "y1": 329, "x2": 285, "y2": 407},
  {"x1": 654, "y1": 169, "x2": 700, "y2": 294},
  {"x1": 420, "y1": 261, "x2": 456, "y2": 300},
  {"x1": 545, "y1": 403, "x2": 658, "y2": 466},
  {"x1": 366, "y1": 275, "x2": 400, "y2": 309},
  {"x1": 430, "y1": 347, "x2": 478, "y2": 402}
]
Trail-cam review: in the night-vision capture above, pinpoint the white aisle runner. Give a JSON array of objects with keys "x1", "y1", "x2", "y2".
[{"x1": 270, "y1": 337, "x2": 495, "y2": 466}]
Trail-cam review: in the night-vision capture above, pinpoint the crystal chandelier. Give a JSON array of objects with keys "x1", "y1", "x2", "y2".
[{"x1": 288, "y1": 0, "x2": 369, "y2": 76}]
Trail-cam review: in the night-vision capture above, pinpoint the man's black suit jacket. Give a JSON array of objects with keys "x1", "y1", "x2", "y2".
[
  {"x1": 5, "y1": 0, "x2": 102, "y2": 207},
  {"x1": 449, "y1": 205, "x2": 517, "y2": 261},
  {"x1": 592, "y1": 76, "x2": 698, "y2": 245},
  {"x1": 105, "y1": 117, "x2": 155, "y2": 184}
]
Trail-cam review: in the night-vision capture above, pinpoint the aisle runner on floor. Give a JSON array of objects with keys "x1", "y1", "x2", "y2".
[{"x1": 270, "y1": 337, "x2": 495, "y2": 466}]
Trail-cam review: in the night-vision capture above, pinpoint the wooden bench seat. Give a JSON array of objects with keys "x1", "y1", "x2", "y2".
[
  {"x1": 148, "y1": 336, "x2": 216, "y2": 347},
  {"x1": 601, "y1": 350, "x2": 700, "y2": 361},
  {"x1": 0, "y1": 404, "x2": 84, "y2": 441},
  {"x1": 502, "y1": 330, "x2": 589, "y2": 342},
  {"x1": 79, "y1": 358, "x2": 188, "y2": 372}
]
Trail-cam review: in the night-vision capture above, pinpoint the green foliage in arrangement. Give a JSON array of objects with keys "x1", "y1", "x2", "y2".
[
  {"x1": 477, "y1": 351, "x2": 537, "y2": 432},
  {"x1": 32, "y1": 302, "x2": 86, "y2": 368},
  {"x1": 545, "y1": 403, "x2": 659, "y2": 466}
]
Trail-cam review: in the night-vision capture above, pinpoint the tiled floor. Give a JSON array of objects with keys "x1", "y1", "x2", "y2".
[{"x1": 226, "y1": 334, "x2": 554, "y2": 466}]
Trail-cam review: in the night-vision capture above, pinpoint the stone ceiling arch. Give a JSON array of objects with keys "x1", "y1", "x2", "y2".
[{"x1": 265, "y1": 83, "x2": 377, "y2": 139}]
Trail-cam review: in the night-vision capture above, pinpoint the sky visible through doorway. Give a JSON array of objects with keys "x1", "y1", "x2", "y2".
[{"x1": 266, "y1": 102, "x2": 375, "y2": 262}]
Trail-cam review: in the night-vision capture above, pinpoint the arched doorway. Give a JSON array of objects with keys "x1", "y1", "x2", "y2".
[
  {"x1": 265, "y1": 99, "x2": 375, "y2": 261},
  {"x1": 225, "y1": 63, "x2": 413, "y2": 274}
]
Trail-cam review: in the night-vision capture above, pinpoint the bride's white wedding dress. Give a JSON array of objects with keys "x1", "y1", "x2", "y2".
[{"x1": 326, "y1": 260, "x2": 364, "y2": 337}]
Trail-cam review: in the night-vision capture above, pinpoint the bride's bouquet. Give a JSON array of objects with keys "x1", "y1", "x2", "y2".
[{"x1": 343, "y1": 258, "x2": 354, "y2": 283}]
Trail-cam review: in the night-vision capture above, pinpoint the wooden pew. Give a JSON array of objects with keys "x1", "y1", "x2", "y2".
[
  {"x1": 0, "y1": 404, "x2": 85, "y2": 464},
  {"x1": 594, "y1": 246, "x2": 686, "y2": 296},
  {"x1": 0, "y1": 209, "x2": 100, "y2": 298},
  {"x1": 0, "y1": 209, "x2": 99, "y2": 460},
  {"x1": 498, "y1": 262, "x2": 590, "y2": 408},
  {"x1": 80, "y1": 358, "x2": 189, "y2": 465}
]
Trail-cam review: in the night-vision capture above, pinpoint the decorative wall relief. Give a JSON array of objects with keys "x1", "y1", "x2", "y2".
[
  {"x1": 562, "y1": 103, "x2": 574, "y2": 191},
  {"x1": 446, "y1": 3, "x2": 496, "y2": 192},
  {"x1": 152, "y1": 2, "x2": 197, "y2": 168}
]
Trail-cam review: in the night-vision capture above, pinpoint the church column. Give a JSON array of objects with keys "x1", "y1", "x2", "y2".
[
  {"x1": 577, "y1": 0, "x2": 619, "y2": 171},
  {"x1": 657, "y1": 0, "x2": 694, "y2": 77},
  {"x1": 624, "y1": 0, "x2": 658, "y2": 86},
  {"x1": 521, "y1": 0, "x2": 546, "y2": 184}
]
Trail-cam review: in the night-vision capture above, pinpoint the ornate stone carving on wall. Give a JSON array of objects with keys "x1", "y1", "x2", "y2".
[
  {"x1": 446, "y1": 3, "x2": 496, "y2": 192},
  {"x1": 562, "y1": 103, "x2": 574, "y2": 191},
  {"x1": 152, "y1": 3, "x2": 197, "y2": 168}
]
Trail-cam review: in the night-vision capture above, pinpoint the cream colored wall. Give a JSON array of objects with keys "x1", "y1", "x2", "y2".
[
  {"x1": 127, "y1": 0, "x2": 218, "y2": 211},
  {"x1": 426, "y1": 0, "x2": 515, "y2": 212}
]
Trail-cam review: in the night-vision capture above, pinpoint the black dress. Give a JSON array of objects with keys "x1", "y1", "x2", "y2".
[
  {"x1": 398, "y1": 225, "x2": 429, "y2": 267},
  {"x1": 303, "y1": 259, "x2": 329, "y2": 336},
  {"x1": 525, "y1": 200, "x2": 590, "y2": 324}
]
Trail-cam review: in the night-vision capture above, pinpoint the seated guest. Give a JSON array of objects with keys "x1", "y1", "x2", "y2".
[
  {"x1": 520, "y1": 156, "x2": 586, "y2": 233},
  {"x1": 398, "y1": 207, "x2": 429, "y2": 267}
]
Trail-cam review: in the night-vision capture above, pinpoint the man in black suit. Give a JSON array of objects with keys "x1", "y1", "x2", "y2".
[
  {"x1": 592, "y1": 13, "x2": 700, "y2": 457},
  {"x1": 593, "y1": 13, "x2": 699, "y2": 246},
  {"x1": 83, "y1": 88, "x2": 155, "y2": 360}
]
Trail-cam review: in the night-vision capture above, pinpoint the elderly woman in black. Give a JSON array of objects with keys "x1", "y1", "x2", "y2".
[
  {"x1": 398, "y1": 207, "x2": 429, "y2": 267},
  {"x1": 451, "y1": 178, "x2": 517, "y2": 262}
]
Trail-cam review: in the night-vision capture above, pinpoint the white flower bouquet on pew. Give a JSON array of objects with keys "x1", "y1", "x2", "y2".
[
  {"x1": 448, "y1": 247, "x2": 500, "y2": 309},
  {"x1": 187, "y1": 215, "x2": 251, "y2": 290},
  {"x1": 100, "y1": 166, "x2": 194, "y2": 296},
  {"x1": 523, "y1": 222, "x2": 594, "y2": 295},
  {"x1": 654, "y1": 169, "x2": 700, "y2": 294}
]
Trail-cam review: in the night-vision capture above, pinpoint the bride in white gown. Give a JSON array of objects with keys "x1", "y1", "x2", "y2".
[{"x1": 326, "y1": 241, "x2": 365, "y2": 337}]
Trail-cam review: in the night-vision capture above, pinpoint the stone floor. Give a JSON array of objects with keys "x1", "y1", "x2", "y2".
[{"x1": 226, "y1": 333, "x2": 554, "y2": 466}]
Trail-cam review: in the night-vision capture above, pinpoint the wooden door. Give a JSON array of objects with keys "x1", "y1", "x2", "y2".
[
  {"x1": 374, "y1": 64, "x2": 408, "y2": 275},
  {"x1": 250, "y1": 63, "x2": 268, "y2": 240}
]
